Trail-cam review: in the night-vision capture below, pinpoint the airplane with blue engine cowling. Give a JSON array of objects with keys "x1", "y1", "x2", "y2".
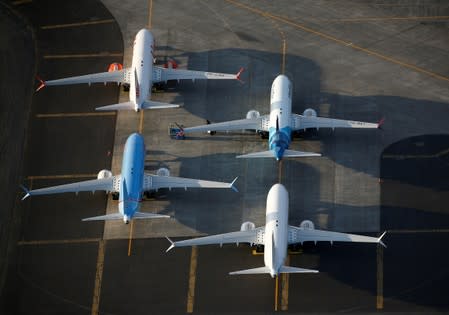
[
  {"x1": 21, "y1": 133, "x2": 238, "y2": 224},
  {"x1": 179, "y1": 74, "x2": 382, "y2": 160}
]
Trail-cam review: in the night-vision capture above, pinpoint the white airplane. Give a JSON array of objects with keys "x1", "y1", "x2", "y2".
[
  {"x1": 21, "y1": 133, "x2": 238, "y2": 224},
  {"x1": 36, "y1": 28, "x2": 243, "y2": 112},
  {"x1": 180, "y1": 74, "x2": 382, "y2": 160},
  {"x1": 166, "y1": 183, "x2": 386, "y2": 277}
]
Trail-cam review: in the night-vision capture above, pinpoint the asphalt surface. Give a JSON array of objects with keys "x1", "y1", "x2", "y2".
[
  {"x1": 0, "y1": 0, "x2": 35, "y2": 299},
  {"x1": 1, "y1": 0, "x2": 449, "y2": 314}
]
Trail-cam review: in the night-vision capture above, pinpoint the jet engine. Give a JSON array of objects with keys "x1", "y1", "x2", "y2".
[
  {"x1": 246, "y1": 110, "x2": 260, "y2": 120},
  {"x1": 300, "y1": 220, "x2": 315, "y2": 230},
  {"x1": 156, "y1": 167, "x2": 170, "y2": 177},
  {"x1": 108, "y1": 62, "x2": 123, "y2": 72},
  {"x1": 240, "y1": 221, "x2": 256, "y2": 231},
  {"x1": 97, "y1": 169, "x2": 113, "y2": 179},
  {"x1": 303, "y1": 108, "x2": 317, "y2": 118},
  {"x1": 163, "y1": 59, "x2": 178, "y2": 69}
]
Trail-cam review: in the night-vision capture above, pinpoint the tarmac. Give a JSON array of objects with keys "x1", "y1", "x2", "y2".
[{"x1": 1, "y1": 0, "x2": 449, "y2": 314}]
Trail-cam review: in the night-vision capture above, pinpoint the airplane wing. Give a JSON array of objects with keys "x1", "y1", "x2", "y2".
[
  {"x1": 291, "y1": 114, "x2": 379, "y2": 131},
  {"x1": 21, "y1": 176, "x2": 118, "y2": 200},
  {"x1": 166, "y1": 226, "x2": 265, "y2": 251},
  {"x1": 37, "y1": 69, "x2": 129, "y2": 90},
  {"x1": 288, "y1": 225, "x2": 386, "y2": 247},
  {"x1": 143, "y1": 174, "x2": 238, "y2": 192},
  {"x1": 153, "y1": 66, "x2": 243, "y2": 83},
  {"x1": 183, "y1": 116, "x2": 268, "y2": 133}
]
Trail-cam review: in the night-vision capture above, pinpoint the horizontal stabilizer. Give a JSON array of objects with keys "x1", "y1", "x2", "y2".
[
  {"x1": 279, "y1": 266, "x2": 319, "y2": 274},
  {"x1": 133, "y1": 212, "x2": 170, "y2": 219},
  {"x1": 236, "y1": 150, "x2": 321, "y2": 159},
  {"x1": 229, "y1": 266, "x2": 271, "y2": 275},
  {"x1": 82, "y1": 213, "x2": 124, "y2": 221},
  {"x1": 282, "y1": 150, "x2": 321, "y2": 158},
  {"x1": 96, "y1": 102, "x2": 135, "y2": 111},
  {"x1": 141, "y1": 100, "x2": 181, "y2": 110}
]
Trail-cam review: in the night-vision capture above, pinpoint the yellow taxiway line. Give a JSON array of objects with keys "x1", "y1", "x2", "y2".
[
  {"x1": 127, "y1": 220, "x2": 134, "y2": 256},
  {"x1": 18, "y1": 238, "x2": 100, "y2": 246},
  {"x1": 91, "y1": 240, "x2": 106, "y2": 315},
  {"x1": 278, "y1": 160, "x2": 283, "y2": 183},
  {"x1": 43, "y1": 53, "x2": 123, "y2": 59},
  {"x1": 187, "y1": 246, "x2": 198, "y2": 313},
  {"x1": 281, "y1": 39, "x2": 286, "y2": 75},
  {"x1": 226, "y1": 0, "x2": 449, "y2": 83},
  {"x1": 333, "y1": 15, "x2": 449, "y2": 22},
  {"x1": 148, "y1": 0, "x2": 154, "y2": 29},
  {"x1": 139, "y1": 110, "x2": 145, "y2": 133},
  {"x1": 12, "y1": 0, "x2": 31, "y2": 5},
  {"x1": 36, "y1": 112, "x2": 116, "y2": 118},
  {"x1": 274, "y1": 275, "x2": 279, "y2": 311},
  {"x1": 41, "y1": 19, "x2": 115, "y2": 30},
  {"x1": 281, "y1": 255, "x2": 290, "y2": 310},
  {"x1": 377, "y1": 244, "x2": 384, "y2": 309}
]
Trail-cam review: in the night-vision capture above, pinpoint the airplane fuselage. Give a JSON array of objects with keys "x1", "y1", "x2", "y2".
[
  {"x1": 130, "y1": 29, "x2": 154, "y2": 111},
  {"x1": 268, "y1": 75, "x2": 293, "y2": 160},
  {"x1": 264, "y1": 184, "x2": 289, "y2": 277},
  {"x1": 119, "y1": 133, "x2": 145, "y2": 223}
]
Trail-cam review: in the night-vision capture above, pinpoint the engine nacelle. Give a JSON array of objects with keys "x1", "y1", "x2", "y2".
[
  {"x1": 240, "y1": 221, "x2": 256, "y2": 231},
  {"x1": 108, "y1": 62, "x2": 123, "y2": 72},
  {"x1": 300, "y1": 220, "x2": 315, "y2": 230},
  {"x1": 303, "y1": 108, "x2": 317, "y2": 118},
  {"x1": 156, "y1": 167, "x2": 170, "y2": 177},
  {"x1": 97, "y1": 169, "x2": 113, "y2": 179},
  {"x1": 163, "y1": 59, "x2": 178, "y2": 69},
  {"x1": 246, "y1": 110, "x2": 260, "y2": 120}
]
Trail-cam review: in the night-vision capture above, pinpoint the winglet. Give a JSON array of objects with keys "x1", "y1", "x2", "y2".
[
  {"x1": 378, "y1": 231, "x2": 387, "y2": 248},
  {"x1": 236, "y1": 67, "x2": 245, "y2": 83},
  {"x1": 377, "y1": 117, "x2": 385, "y2": 129},
  {"x1": 35, "y1": 75, "x2": 46, "y2": 92},
  {"x1": 165, "y1": 236, "x2": 175, "y2": 252},
  {"x1": 230, "y1": 177, "x2": 239, "y2": 192},
  {"x1": 20, "y1": 185, "x2": 30, "y2": 201}
]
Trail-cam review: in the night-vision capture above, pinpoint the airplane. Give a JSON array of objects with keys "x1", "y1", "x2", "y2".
[
  {"x1": 21, "y1": 133, "x2": 238, "y2": 224},
  {"x1": 36, "y1": 28, "x2": 244, "y2": 112},
  {"x1": 166, "y1": 183, "x2": 386, "y2": 278},
  {"x1": 179, "y1": 74, "x2": 383, "y2": 160}
]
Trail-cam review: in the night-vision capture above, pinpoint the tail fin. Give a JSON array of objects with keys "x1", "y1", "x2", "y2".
[
  {"x1": 236, "y1": 150, "x2": 321, "y2": 159},
  {"x1": 141, "y1": 100, "x2": 181, "y2": 110}
]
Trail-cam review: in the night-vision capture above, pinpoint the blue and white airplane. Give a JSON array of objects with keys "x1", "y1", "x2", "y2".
[
  {"x1": 36, "y1": 28, "x2": 243, "y2": 112},
  {"x1": 21, "y1": 133, "x2": 238, "y2": 224},
  {"x1": 167, "y1": 183, "x2": 386, "y2": 277},
  {"x1": 180, "y1": 74, "x2": 381, "y2": 160}
]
